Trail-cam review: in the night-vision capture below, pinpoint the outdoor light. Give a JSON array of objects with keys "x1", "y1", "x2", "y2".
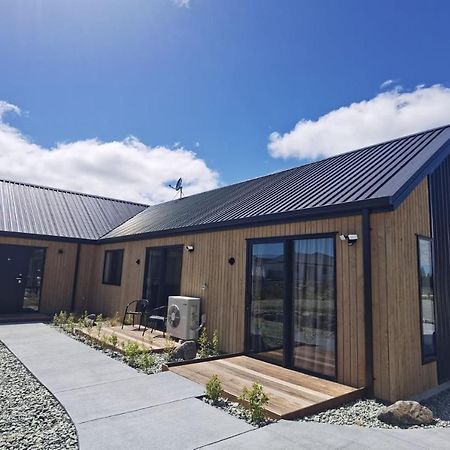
[
  {"x1": 339, "y1": 234, "x2": 358, "y2": 246},
  {"x1": 185, "y1": 245, "x2": 194, "y2": 252}
]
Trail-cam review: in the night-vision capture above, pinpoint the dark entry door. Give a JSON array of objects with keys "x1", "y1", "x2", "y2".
[
  {"x1": 143, "y1": 246, "x2": 183, "y2": 308},
  {"x1": 0, "y1": 245, "x2": 46, "y2": 314}
]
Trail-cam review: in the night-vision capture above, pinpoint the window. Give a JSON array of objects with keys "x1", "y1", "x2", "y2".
[
  {"x1": 102, "y1": 249, "x2": 124, "y2": 286},
  {"x1": 417, "y1": 237, "x2": 436, "y2": 362}
]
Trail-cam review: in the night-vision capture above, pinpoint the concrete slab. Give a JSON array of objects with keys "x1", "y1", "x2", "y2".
[
  {"x1": 207, "y1": 420, "x2": 450, "y2": 449},
  {"x1": 56, "y1": 372, "x2": 204, "y2": 423},
  {"x1": 77, "y1": 398, "x2": 254, "y2": 450}
]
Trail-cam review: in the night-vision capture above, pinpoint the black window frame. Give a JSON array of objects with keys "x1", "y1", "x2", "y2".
[
  {"x1": 102, "y1": 249, "x2": 124, "y2": 286},
  {"x1": 417, "y1": 235, "x2": 437, "y2": 364}
]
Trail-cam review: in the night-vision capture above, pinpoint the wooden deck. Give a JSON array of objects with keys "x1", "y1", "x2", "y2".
[{"x1": 169, "y1": 355, "x2": 363, "y2": 420}]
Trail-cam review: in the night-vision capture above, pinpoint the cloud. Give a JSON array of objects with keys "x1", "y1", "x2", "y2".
[
  {"x1": 268, "y1": 84, "x2": 450, "y2": 160},
  {"x1": 0, "y1": 102, "x2": 219, "y2": 204},
  {"x1": 172, "y1": 0, "x2": 190, "y2": 7},
  {"x1": 380, "y1": 79, "x2": 395, "y2": 89},
  {"x1": 0, "y1": 101, "x2": 21, "y2": 119}
]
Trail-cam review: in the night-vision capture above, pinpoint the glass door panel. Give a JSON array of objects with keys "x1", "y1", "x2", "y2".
[
  {"x1": 248, "y1": 242, "x2": 285, "y2": 364},
  {"x1": 292, "y1": 238, "x2": 336, "y2": 378}
]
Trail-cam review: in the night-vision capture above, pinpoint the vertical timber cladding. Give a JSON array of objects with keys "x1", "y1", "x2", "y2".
[
  {"x1": 430, "y1": 155, "x2": 450, "y2": 384},
  {"x1": 85, "y1": 216, "x2": 366, "y2": 388},
  {"x1": 0, "y1": 236, "x2": 78, "y2": 314},
  {"x1": 371, "y1": 179, "x2": 438, "y2": 402}
]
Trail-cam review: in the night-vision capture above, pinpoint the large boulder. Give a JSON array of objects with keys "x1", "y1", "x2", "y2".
[
  {"x1": 173, "y1": 341, "x2": 197, "y2": 360},
  {"x1": 378, "y1": 400, "x2": 434, "y2": 426}
]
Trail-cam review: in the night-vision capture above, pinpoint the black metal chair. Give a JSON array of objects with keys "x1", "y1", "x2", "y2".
[
  {"x1": 142, "y1": 305, "x2": 168, "y2": 337},
  {"x1": 121, "y1": 299, "x2": 150, "y2": 330}
]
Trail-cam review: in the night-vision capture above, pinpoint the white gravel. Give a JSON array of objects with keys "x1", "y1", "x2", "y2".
[
  {"x1": 0, "y1": 341, "x2": 78, "y2": 450},
  {"x1": 300, "y1": 397, "x2": 450, "y2": 429}
]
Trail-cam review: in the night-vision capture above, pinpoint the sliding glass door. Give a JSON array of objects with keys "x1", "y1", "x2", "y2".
[
  {"x1": 247, "y1": 236, "x2": 336, "y2": 379},
  {"x1": 292, "y1": 238, "x2": 336, "y2": 378},
  {"x1": 248, "y1": 242, "x2": 285, "y2": 365}
]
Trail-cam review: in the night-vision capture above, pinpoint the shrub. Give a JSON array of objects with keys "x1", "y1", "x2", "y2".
[
  {"x1": 66, "y1": 314, "x2": 76, "y2": 334},
  {"x1": 205, "y1": 374, "x2": 222, "y2": 403},
  {"x1": 164, "y1": 336, "x2": 176, "y2": 361},
  {"x1": 108, "y1": 333, "x2": 118, "y2": 348},
  {"x1": 78, "y1": 311, "x2": 88, "y2": 327},
  {"x1": 198, "y1": 327, "x2": 209, "y2": 358},
  {"x1": 53, "y1": 311, "x2": 68, "y2": 327},
  {"x1": 96, "y1": 314, "x2": 104, "y2": 338},
  {"x1": 123, "y1": 341, "x2": 141, "y2": 366},
  {"x1": 136, "y1": 350, "x2": 156, "y2": 371},
  {"x1": 239, "y1": 382, "x2": 269, "y2": 424},
  {"x1": 212, "y1": 330, "x2": 220, "y2": 355},
  {"x1": 109, "y1": 312, "x2": 121, "y2": 327}
]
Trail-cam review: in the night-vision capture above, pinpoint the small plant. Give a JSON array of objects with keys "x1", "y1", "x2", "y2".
[
  {"x1": 109, "y1": 312, "x2": 121, "y2": 327},
  {"x1": 123, "y1": 341, "x2": 142, "y2": 366},
  {"x1": 66, "y1": 313, "x2": 76, "y2": 334},
  {"x1": 136, "y1": 350, "x2": 156, "y2": 371},
  {"x1": 108, "y1": 333, "x2": 118, "y2": 348},
  {"x1": 96, "y1": 314, "x2": 104, "y2": 338},
  {"x1": 78, "y1": 311, "x2": 88, "y2": 327},
  {"x1": 239, "y1": 382, "x2": 269, "y2": 424},
  {"x1": 212, "y1": 330, "x2": 220, "y2": 355},
  {"x1": 164, "y1": 336, "x2": 176, "y2": 361},
  {"x1": 205, "y1": 374, "x2": 222, "y2": 404},
  {"x1": 198, "y1": 327, "x2": 209, "y2": 358},
  {"x1": 53, "y1": 311, "x2": 68, "y2": 327}
]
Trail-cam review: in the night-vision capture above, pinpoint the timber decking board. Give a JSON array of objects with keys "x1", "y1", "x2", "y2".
[{"x1": 169, "y1": 355, "x2": 362, "y2": 420}]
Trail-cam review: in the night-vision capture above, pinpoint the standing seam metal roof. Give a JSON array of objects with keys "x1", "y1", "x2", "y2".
[
  {"x1": 0, "y1": 181, "x2": 147, "y2": 240},
  {"x1": 103, "y1": 124, "x2": 450, "y2": 240}
]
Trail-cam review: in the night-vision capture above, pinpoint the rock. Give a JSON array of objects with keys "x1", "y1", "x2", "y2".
[
  {"x1": 173, "y1": 340, "x2": 197, "y2": 360},
  {"x1": 378, "y1": 400, "x2": 434, "y2": 426}
]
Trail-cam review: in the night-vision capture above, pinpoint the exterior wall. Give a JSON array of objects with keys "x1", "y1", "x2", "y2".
[
  {"x1": 371, "y1": 179, "x2": 438, "y2": 401},
  {"x1": 0, "y1": 236, "x2": 78, "y2": 314},
  {"x1": 77, "y1": 216, "x2": 366, "y2": 389}
]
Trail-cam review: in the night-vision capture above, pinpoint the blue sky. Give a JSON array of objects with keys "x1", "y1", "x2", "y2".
[{"x1": 1, "y1": 0, "x2": 450, "y2": 203}]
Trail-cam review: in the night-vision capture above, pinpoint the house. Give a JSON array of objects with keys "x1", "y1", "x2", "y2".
[{"x1": 1, "y1": 124, "x2": 450, "y2": 403}]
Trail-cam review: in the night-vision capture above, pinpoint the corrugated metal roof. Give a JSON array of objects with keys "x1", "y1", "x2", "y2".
[
  {"x1": 103, "y1": 125, "x2": 450, "y2": 240},
  {"x1": 0, "y1": 180, "x2": 147, "y2": 240}
]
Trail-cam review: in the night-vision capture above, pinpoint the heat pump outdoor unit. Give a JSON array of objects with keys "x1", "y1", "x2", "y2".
[{"x1": 166, "y1": 296, "x2": 201, "y2": 340}]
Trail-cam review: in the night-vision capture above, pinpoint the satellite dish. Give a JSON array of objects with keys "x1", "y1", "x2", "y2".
[{"x1": 169, "y1": 177, "x2": 183, "y2": 198}]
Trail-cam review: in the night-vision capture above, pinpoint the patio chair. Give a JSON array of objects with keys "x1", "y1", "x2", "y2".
[
  {"x1": 142, "y1": 305, "x2": 168, "y2": 337},
  {"x1": 121, "y1": 299, "x2": 150, "y2": 330}
]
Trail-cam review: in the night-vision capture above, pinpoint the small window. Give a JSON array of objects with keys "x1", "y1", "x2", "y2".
[
  {"x1": 417, "y1": 236, "x2": 436, "y2": 362},
  {"x1": 102, "y1": 249, "x2": 124, "y2": 286}
]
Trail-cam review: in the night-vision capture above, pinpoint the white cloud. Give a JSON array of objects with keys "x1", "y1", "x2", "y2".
[
  {"x1": 172, "y1": 0, "x2": 190, "y2": 7},
  {"x1": 0, "y1": 102, "x2": 219, "y2": 204},
  {"x1": 0, "y1": 101, "x2": 21, "y2": 119},
  {"x1": 268, "y1": 84, "x2": 450, "y2": 160},
  {"x1": 380, "y1": 79, "x2": 395, "y2": 89}
]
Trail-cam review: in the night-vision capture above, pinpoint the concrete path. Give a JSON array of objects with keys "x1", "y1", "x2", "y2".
[
  {"x1": 1, "y1": 323, "x2": 450, "y2": 449},
  {"x1": 0, "y1": 323, "x2": 253, "y2": 449}
]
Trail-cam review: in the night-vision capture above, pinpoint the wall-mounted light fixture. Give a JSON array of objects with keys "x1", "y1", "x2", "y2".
[
  {"x1": 228, "y1": 257, "x2": 235, "y2": 265},
  {"x1": 58, "y1": 249, "x2": 64, "y2": 254},
  {"x1": 135, "y1": 259, "x2": 141, "y2": 265},
  {"x1": 339, "y1": 234, "x2": 359, "y2": 246},
  {"x1": 185, "y1": 245, "x2": 194, "y2": 253}
]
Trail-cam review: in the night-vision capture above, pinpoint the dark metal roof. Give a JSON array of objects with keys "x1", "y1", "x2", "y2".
[
  {"x1": 103, "y1": 125, "x2": 450, "y2": 240},
  {"x1": 0, "y1": 180, "x2": 147, "y2": 240}
]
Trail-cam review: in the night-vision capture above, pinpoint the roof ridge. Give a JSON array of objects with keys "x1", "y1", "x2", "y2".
[
  {"x1": 145, "y1": 122, "x2": 450, "y2": 209},
  {"x1": 0, "y1": 178, "x2": 148, "y2": 207}
]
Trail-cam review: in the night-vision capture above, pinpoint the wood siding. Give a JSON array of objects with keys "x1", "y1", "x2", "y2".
[
  {"x1": 76, "y1": 216, "x2": 366, "y2": 388},
  {"x1": 371, "y1": 179, "x2": 438, "y2": 401},
  {"x1": 0, "y1": 236, "x2": 78, "y2": 314}
]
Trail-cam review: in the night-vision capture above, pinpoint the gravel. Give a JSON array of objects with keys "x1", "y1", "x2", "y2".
[
  {"x1": 0, "y1": 341, "x2": 78, "y2": 450},
  {"x1": 300, "y1": 396, "x2": 450, "y2": 429},
  {"x1": 202, "y1": 397, "x2": 273, "y2": 427},
  {"x1": 50, "y1": 325, "x2": 169, "y2": 374}
]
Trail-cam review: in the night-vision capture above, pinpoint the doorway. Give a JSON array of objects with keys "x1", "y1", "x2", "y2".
[
  {"x1": 142, "y1": 246, "x2": 183, "y2": 309},
  {"x1": 0, "y1": 244, "x2": 46, "y2": 314},
  {"x1": 246, "y1": 235, "x2": 336, "y2": 379}
]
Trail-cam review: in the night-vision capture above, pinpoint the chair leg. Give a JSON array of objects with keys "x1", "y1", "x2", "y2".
[{"x1": 121, "y1": 312, "x2": 127, "y2": 329}]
